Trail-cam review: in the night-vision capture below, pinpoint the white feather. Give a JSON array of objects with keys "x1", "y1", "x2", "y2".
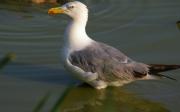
[{"x1": 62, "y1": 1, "x2": 93, "y2": 51}]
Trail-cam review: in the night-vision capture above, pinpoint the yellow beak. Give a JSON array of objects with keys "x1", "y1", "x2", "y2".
[{"x1": 48, "y1": 7, "x2": 65, "y2": 15}]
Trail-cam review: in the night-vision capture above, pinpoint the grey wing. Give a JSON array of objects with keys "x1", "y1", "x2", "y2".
[{"x1": 69, "y1": 42, "x2": 149, "y2": 82}]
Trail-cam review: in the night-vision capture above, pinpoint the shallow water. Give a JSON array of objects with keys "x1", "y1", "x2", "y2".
[{"x1": 0, "y1": 0, "x2": 180, "y2": 112}]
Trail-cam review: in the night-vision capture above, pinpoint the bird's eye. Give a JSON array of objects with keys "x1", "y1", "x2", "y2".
[{"x1": 68, "y1": 6, "x2": 74, "y2": 9}]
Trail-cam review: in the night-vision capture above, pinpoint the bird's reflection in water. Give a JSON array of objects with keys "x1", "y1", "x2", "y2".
[{"x1": 57, "y1": 84, "x2": 169, "y2": 112}]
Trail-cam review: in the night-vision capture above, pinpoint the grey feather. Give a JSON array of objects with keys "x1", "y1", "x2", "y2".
[{"x1": 69, "y1": 42, "x2": 149, "y2": 82}]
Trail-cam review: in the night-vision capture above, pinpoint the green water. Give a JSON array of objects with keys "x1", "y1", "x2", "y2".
[{"x1": 0, "y1": 0, "x2": 180, "y2": 111}]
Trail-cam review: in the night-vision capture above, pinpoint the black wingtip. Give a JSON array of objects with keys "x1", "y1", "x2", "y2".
[{"x1": 149, "y1": 64, "x2": 180, "y2": 74}]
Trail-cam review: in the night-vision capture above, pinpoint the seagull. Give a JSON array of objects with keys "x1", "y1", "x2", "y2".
[{"x1": 48, "y1": 1, "x2": 180, "y2": 89}]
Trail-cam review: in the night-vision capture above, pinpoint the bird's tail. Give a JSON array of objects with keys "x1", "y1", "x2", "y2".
[{"x1": 148, "y1": 64, "x2": 180, "y2": 81}]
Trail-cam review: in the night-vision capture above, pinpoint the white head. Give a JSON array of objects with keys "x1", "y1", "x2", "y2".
[
  {"x1": 48, "y1": 1, "x2": 88, "y2": 22},
  {"x1": 48, "y1": 1, "x2": 93, "y2": 51}
]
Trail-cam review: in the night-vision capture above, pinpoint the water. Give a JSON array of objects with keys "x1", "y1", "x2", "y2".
[{"x1": 0, "y1": 0, "x2": 180, "y2": 111}]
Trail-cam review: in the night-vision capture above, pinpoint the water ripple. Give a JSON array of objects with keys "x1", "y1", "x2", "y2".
[{"x1": 0, "y1": 0, "x2": 180, "y2": 65}]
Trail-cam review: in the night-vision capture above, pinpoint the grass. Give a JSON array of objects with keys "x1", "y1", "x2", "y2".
[
  {"x1": 177, "y1": 21, "x2": 180, "y2": 30},
  {"x1": 0, "y1": 53, "x2": 16, "y2": 69},
  {"x1": 33, "y1": 92, "x2": 51, "y2": 112},
  {"x1": 33, "y1": 85, "x2": 74, "y2": 112}
]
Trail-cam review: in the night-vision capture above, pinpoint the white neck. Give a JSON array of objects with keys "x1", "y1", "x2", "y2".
[{"x1": 64, "y1": 16, "x2": 93, "y2": 52}]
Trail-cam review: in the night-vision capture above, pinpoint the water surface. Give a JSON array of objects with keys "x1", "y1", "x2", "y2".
[{"x1": 0, "y1": 0, "x2": 180, "y2": 111}]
